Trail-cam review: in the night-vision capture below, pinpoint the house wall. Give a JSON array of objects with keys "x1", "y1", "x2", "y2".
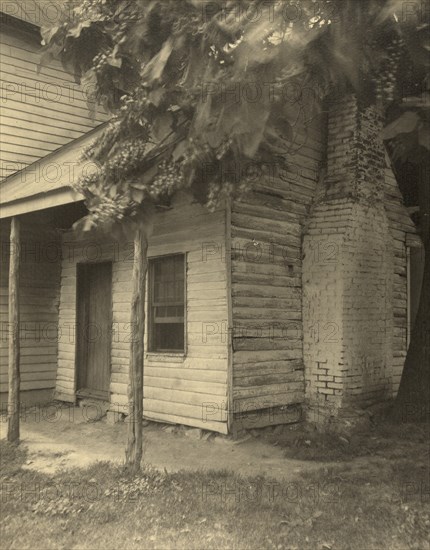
[
  {"x1": 0, "y1": 22, "x2": 106, "y2": 180},
  {"x1": 230, "y1": 112, "x2": 326, "y2": 428},
  {"x1": 55, "y1": 193, "x2": 229, "y2": 433},
  {"x1": 0, "y1": 213, "x2": 61, "y2": 404}
]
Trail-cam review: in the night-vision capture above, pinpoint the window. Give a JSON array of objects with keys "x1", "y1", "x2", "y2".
[{"x1": 149, "y1": 254, "x2": 185, "y2": 352}]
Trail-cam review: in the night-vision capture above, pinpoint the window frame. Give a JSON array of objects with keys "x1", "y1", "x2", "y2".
[{"x1": 148, "y1": 253, "x2": 186, "y2": 354}]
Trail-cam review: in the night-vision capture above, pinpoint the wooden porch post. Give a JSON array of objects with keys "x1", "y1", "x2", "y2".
[
  {"x1": 7, "y1": 216, "x2": 20, "y2": 443},
  {"x1": 125, "y1": 226, "x2": 148, "y2": 471}
]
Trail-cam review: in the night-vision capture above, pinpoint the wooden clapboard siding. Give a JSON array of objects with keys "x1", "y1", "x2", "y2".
[
  {"x1": 230, "y1": 113, "x2": 325, "y2": 414},
  {"x1": 0, "y1": 24, "x2": 106, "y2": 180},
  {"x1": 383, "y1": 156, "x2": 418, "y2": 395},
  {"x1": 56, "y1": 192, "x2": 229, "y2": 432},
  {"x1": 0, "y1": 213, "x2": 61, "y2": 395}
]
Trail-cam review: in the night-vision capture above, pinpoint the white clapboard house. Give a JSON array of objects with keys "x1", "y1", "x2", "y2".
[{"x1": 0, "y1": 3, "x2": 425, "y2": 433}]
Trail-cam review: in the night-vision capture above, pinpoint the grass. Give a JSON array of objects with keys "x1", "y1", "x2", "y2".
[
  {"x1": 263, "y1": 419, "x2": 429, "y2": 462},
  {"x1": 1, "y1": 421, "x2": 429, "y2": 550}
]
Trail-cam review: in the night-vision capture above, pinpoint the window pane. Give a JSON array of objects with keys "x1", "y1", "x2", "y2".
[
  {"x1": 175, "y1": 281, "x2": 184, "y2": 301},
  {"x1": 152, "y1": 256, "x2": 184, "y2": 304},
  {"x1": 154, "y1": 323, "x2": 184, "y2": 351}
]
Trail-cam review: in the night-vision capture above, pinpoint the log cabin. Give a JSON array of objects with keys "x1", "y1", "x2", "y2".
[{"x1": 0, "y1": 3, "x2": 425, "y2": 433}]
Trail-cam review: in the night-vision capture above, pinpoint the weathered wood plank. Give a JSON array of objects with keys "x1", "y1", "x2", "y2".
[
  {"x1": 143, "y1": 399, "x2": 227, "y2": 423},
  {"x1": 0, "y1": 28, "x2": 106, "y2": 178},
  {"x1": 233, "y1": 391, "x2": 304, "y2": 411},
  {"x1": 7, "y1": 217, "x2": 20, "y2": 442},
  {"x1": 54, "y1": 198, "x2": 229, "y2": 432},
  {"x1": 143, "y1": 411, "x2": 228, "y2": 434},
  {"x1": 142, "y1": 376, "x2": 226, "y2": 396}
]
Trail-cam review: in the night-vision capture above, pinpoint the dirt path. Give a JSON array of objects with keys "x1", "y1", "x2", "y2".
[{"x1": 0, "y1": 406, "x2": 325, "y2": 480}]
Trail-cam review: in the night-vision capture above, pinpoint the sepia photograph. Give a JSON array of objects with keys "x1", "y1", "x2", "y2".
[{"x1": 0, "y1": 1, "x2": 428, "y2": 549}]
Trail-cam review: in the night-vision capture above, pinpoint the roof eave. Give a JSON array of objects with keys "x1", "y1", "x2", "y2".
[{"x1": 0, "y1": 187, "x2": 84, "y2": 219}]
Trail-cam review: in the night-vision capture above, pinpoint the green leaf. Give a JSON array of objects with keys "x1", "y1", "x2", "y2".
[
  {"x1": 141, "y1": 38, "x2": 174, "y2": 83},
  {"x1": 152, "y1": 112, "x2": 173, "y2": 142},
  {"x1": 68, "y1": 20, "x2": 93, "y2": 39},
  {"x1": 382, "y1": 111, "x2": 420, "y2": 140},
  {"x1": 172, "y1": 141, "x2": 187, "y2": 161},
  {"x1": 131, "y1": 188, "x2": 146, "y2": 203},
  {"x1": 81, "y1": 68, "x2": 98, "y2": 120},
  {"x1": 41, "y1": 25, "x2": 60, "y2": 45},
  {"x1": 107, "y1": 45, "x2": 123, "y2": 68},
  {"x1": 219, "y1": 94, "x2": 271, "y2": 157},
  {"x1": 418, "y1": 123, "x2": 430, "y2": 150},
  {"x1": 149, "y1": 88, "x2": 165, "y2": 106},
  {"x1": 73, "y1": 216, "x2": 95, "y2": 234},
  {"x1": 132, "y1": 163, "x2": 160, "y2": 189}
]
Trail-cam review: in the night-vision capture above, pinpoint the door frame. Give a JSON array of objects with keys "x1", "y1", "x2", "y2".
[{"x1": 75, "y1": 261, "x2": 113, "y2": 401}]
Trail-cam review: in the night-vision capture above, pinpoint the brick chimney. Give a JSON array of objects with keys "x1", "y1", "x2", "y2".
[{"x1": 302, "y1": 94, "x2": 394, "y2": 426}]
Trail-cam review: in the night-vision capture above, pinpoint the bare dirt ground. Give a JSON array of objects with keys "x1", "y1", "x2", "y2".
[
  {"x1": 1, "y1": 406, "x2": 428, "y2": 549},
  {"x1": 0, "y1": 404, "x2": 325, "y2": 480}
]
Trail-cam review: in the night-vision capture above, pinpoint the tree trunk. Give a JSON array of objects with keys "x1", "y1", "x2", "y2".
[
  {"x1": 393, "y1": 157, "x2": 430, "y2": 422},
  {"x1": 393, "y1": 241, "x2": 429, "y2": 421},
  {"x1": 8, "y1": 217, "x2": 20, "y2": 443},
  {"x1": 125, "y1": 227, "x2": 148, "y2": 471}
]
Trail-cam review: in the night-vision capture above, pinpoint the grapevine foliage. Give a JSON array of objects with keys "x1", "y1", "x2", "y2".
[{"x1": 41, "y1": 0, "x2": 429, "y2": 231}]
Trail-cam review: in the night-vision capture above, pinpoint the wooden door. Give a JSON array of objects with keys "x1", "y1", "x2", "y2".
[{"x1": 76, "y1": 262, "x2": 112, "y2": 399}]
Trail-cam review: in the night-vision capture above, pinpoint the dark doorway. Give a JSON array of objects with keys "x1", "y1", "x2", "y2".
[{"x1": 76, "y1": 262, "x2": 112, "y2": 400}]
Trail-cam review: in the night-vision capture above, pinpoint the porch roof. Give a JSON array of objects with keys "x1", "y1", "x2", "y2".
[{"x1": 0, "y1": 124, "x2": 106, "y2": 219}]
